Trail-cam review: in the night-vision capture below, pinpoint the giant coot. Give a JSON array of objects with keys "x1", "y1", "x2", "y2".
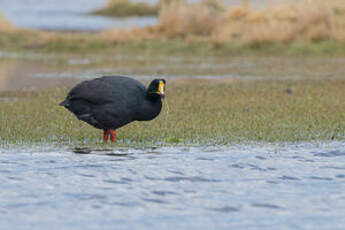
[{"x1": 60, "y1": 76, "x2": 166, "y2": 142}]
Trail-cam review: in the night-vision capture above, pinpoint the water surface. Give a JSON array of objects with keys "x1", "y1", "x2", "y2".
[
  {"x1": 1, "y1": 143, "x2": 345, "y2": 229},
  {"x1": 0, "y1": 0, "x2": 156, "y2": 31},
  {"x1": 0, "y1": 0, "x2": 298, "y2": 31}
]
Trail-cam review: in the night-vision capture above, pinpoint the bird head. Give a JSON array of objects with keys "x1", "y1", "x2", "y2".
[{"x1": 148, "y1": 79, "x2": 166, "y2": 99}]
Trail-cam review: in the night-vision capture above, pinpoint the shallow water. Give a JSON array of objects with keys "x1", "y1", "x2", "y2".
[
  {"x1": 1, "y1": 143, "x2": 345, "y2": 229},
  {"x1": 0, "y1": 0, "x2": 156, "y2": 31},
  {"x1": 0, "y1": 0, "x2": 298, "y2": 31}
]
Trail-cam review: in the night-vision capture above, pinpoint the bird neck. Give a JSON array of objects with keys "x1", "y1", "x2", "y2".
[
  {"x1": 146, "y1": 91, "x2": 161, "y2": 101},
  {"x1": 136, "y1": 95, "x2": 162, "y2": 121}
]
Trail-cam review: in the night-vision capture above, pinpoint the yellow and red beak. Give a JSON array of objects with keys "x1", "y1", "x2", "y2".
[{"x1": 158, "y1": 80, "x2": 165, "y2": 98}]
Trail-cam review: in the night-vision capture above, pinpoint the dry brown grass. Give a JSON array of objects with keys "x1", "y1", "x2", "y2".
[
  {"x1": 100, "y1": 0, "x2": 223, "y2": 41},
  {"x1": 1, "y1": 1, "x2": 345, "y2": 54},
  {"x1": 106, "y1": 0, "x2": 123, "y2": 7},
  {"x1": 0, "y1": 13, "x2": 15, "y2": 32},
  {"x1": 82, "y1": 0, "x2": 345, "y2": 46},
  {"x1": 212, "y1": 0, "x2": 345, "y2": 45},
  {"x1": 148, "y1": 0, "x2": 345, "y2": 44},
  {"x1": 157, "y1": 0, "x2": 223, "y2": 38}
]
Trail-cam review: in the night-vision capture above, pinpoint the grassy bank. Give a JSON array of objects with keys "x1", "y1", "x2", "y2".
[
  {"x1": 1, "y1": 78, "x2": 344, "y2": 146},
  {"x1": 156, "y1": 0, "x2": 345, "y2": 44},
  {"x1": 96, "y1": 0, "x2": 345, "y2": 45},
  {"x1": 1, "y1": 0, "x2": 345, "y2": 57},
  {"x1": 1, "y1": 29, "x2": 345, "y2": 57}
]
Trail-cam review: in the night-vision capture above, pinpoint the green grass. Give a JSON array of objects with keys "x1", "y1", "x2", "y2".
[
  {"x1": 27, "y1": 39, "x2": 345, "y2": 57},
  {"x1": 1, "y1": 79, "x2": 344, "y2": 146},
  {"x1": 92, "y1": 1, "x2": 158, "y2": 17},
  {"x1": 2, "y1": 29, "x2": 345, "y2": 57}
]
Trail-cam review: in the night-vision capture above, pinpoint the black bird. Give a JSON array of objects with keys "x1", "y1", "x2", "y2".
[{"x1": 60, "y1": 76, "x2": 166, "y2": 142}]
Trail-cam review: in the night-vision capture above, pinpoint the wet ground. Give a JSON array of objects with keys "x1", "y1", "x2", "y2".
[
  {"x1": 1, "y1": 143, "x2": 345, "y2": 229},
  {"x1": 1, "y1": 56, "x2": 345, "y2": 91}
]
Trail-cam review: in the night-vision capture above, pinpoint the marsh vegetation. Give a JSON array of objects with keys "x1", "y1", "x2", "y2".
[
  {"x1": 94, "y1": 0, "x2": 345, "y2": 45},
  {"x1": 93, "y1": 0, "x2": 158, "y2": 17},
  {"x1": 0, "y1": 0, "x2": 345, "y2": 146},
  {"x1": 1, "y1": 0, "x2": 345, "y2": 55},
  {"x1": 1, "y1": 75, "x2": 344, "y2": 146}
]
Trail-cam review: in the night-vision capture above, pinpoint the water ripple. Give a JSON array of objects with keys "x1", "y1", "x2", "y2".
[
  {"x1": 164, "y1": 176, "x2": 220, "y2": 183},
  {"x1": 252, "y1": 203, "x2": 283, "y2": 209},
  {"x1": 278, "y1": 176, "x2": 300, "y2": 181},
  {"x1": 212, "y1": 206, "x2": 240, "y2": 213},
  {"x1": 314, "y1": 150, "x2": 345, "y2": 157},
  {"x1": 1, "y1": 143, "x2": 345, "y2": 229}
]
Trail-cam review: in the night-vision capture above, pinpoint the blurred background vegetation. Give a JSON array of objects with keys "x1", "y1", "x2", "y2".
[
  {"x1": 0, "y1": 0, "x2": 344, "y2": 55},
  {"x1": 100, "y1": 0, "x2": 345, "y2": 44}
]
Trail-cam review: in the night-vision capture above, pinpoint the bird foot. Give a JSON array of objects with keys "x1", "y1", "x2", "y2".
[
  {"x1": 104, "y1": 130, "x2": 110, "y2": 142},
  {"x1": 104, "y1": 129, "x2": 116, "y2": 142},
  {"x1": 110, "y1": 129, "x2": 117, "y2": 142}
]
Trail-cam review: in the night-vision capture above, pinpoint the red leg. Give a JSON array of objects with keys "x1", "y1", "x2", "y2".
[
  {"x1": 104, "y1": 130, "x2": 110, "y2": 142},
  {"x1": 110, "y1": 129, "x2": 117, "y2": 142}
]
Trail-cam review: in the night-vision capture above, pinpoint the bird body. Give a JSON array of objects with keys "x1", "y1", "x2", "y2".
[{"x1": 60, "y1": 76, "x2": 165, "y2": 142}]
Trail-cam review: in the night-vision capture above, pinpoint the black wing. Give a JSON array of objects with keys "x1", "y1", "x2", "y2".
[{"x1": 60, "y1": 76, "x2": 146, "y2": 129}]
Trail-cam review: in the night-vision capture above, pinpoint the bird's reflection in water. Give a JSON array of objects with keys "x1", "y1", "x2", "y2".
[
  {"x1": 72, "y1": 146, "x2": 163, "y2": 156},
  {"x1": 71, "y1": 147, "x2": 130, "y2": 157},
  {"x1": 72, "y1": 147, "x2": 92, "y2": 154}
]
